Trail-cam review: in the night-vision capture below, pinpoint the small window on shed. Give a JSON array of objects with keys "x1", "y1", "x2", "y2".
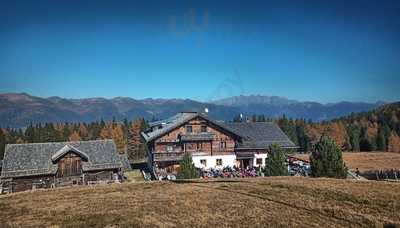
[
  {"x1": 201, "y1": 125, "x2": 207, "y2": 132},
  {"x1": 186, "y1": 125, "x2": 193, "y2": 133},
  {"x1": 216, "y1": 159, "x2": 223, "y2": 166},
  {"x1": 256, "y1": 158, "x2": 262, "y2": 165}
]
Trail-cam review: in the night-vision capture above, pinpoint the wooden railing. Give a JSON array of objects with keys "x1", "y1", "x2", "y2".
[
  {"x1": 153, "y1": 152, "x2": 185, "y2": 161},
  {"x1": 153, "y1": 150, "x2": 235, "y2": 161}
]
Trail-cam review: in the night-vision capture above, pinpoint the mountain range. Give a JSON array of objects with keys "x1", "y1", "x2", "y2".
[{"x1": 0, "y1": 93, "x2": 385, "y2": 128}]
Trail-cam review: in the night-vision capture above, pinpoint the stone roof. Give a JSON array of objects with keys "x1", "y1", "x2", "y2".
[
  {"x1": 1, "y1": 140, "x2": 123, "y2": 178},
  {"x1": 222, "y1": 122, "x2": 297, "y2": 149},
  {"x1": 141, "y1": 112, "x2": 242, "y2": 142}
]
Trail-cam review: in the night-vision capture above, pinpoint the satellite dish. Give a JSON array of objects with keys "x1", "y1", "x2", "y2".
[{"x1": 205, "y1": 108, "x2": 209, "y2": 113}]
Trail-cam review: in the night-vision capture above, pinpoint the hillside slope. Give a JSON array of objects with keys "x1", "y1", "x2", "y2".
[
  {"x1": 0, "y1": 177, "x2": 399, "y2": 227},
  {"x1": 303, "y1": 102, "x2": 400, "y2": 152}
]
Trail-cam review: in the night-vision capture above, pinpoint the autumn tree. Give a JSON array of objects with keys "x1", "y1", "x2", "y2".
[
  {"x1": 388, "y1": 132, "x2": 400, "y2": 153},
  {"x1": 69, "y1": 131, "x2": 82, "y2": 141},
  {"x1": 100, "y1": 123, "x2": 125, "y2": 153},
  {"x1": 310, "y1": 135, "x2": 347, "y2": 178},
  {"x1": 78, "y1": 123, "x2": 89, "y2": 140},
  {"x1": 15, "y1": 137, "x2": 25, "y2": 144},
  {"x1": 127, "y1": 118, "x2": 148, "y2": 161}
]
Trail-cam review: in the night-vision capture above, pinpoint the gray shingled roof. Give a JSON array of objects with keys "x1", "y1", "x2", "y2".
[
  {"x1": 1, "y1": 140, "x2": 123, "y2": 178},
  {"x1": 222, "y1": 122, "x2": 297, "y2": 149},
  {"x1": 142, "y1": 112, "x2": 242, "y2": 142}
]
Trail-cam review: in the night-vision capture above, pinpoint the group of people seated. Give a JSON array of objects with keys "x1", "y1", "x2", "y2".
[{"x1": 200, "y1": 165, "x2": 261, "y2": 178}]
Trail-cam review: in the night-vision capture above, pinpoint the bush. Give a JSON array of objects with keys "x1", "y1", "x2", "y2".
[
  {"x1": 177, "y1": 153, "x2": 200, "y2": 179},
  {"x1": 310, "y1": 135, "x2": 347, "y2": 178}
]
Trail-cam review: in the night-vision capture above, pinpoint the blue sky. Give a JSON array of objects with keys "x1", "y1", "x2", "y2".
[{"x1": 1, "y1": 0, "x2": 399, "y2": 103}]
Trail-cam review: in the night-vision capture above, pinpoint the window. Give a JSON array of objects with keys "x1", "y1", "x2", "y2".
[
  {"x1": 220, "y1": 141, "x2": 226, "y2": 149},
  {"x1": 256, "y1": 158, "x2": 262, "y2": 165},
  {"x1": 216, "y1": 159, "x2": 223, "y2": 166},
  {"x1": 166, "y1": 145, "x2": 173, "y2": 152},
  {"x1": 186, "y1": 125, "x2": 192, "y2": 133},
  {"x1": 197, "y1": 142, "x2": 202, "y2": 151},
  {"x1": 200, "y1": 159, "x2": 207, "y2": 166},
  {"x1": 201, "y1": 125, "x2": 207, "y2": 132}
]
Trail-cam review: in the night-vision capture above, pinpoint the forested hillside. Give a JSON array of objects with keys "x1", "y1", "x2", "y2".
[
  {"x1": 1, "y1": 102, "x2": 399, "y2": 160},
  {"x1": 272, "y1": 102, "x2": 400, "y2": 153},
  {"x1": 0, "y1": 118, "x2": 148, "y2": 161}
]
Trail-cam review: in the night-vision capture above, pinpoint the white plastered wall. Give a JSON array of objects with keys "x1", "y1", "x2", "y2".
[{"x1": 192, "y1": 154, "x2": 237, "y2": 169}]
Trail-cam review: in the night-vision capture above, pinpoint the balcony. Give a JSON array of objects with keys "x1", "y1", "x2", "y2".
[
  {"x1": 153, "y1": 152, "x2": 185, "y2": 162},
  {"x1": 180, "y1": 132, "x2": 215, "y2": 141},
  {"x1": 153, "y1": 150, "x2": 216, "y2": 161}
]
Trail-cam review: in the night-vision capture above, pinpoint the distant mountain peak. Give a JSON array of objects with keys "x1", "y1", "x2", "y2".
[{"x1": 212, "y1": 94, "x2": 299, "y2": 107}]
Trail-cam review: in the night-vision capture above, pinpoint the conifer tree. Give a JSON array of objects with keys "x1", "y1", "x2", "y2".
[
  {"x1": 264, "y1": 144, "x2": 288, "y2": 176},
  {"x1": 310, "y1": 135, "x2": 347, "y2": 178},
  {"x1": 278, "y1": 116, "x2": 298, "y2": 146},
  {"x1": 24, "y1": 123, "x2": 35, "y2": 143},
  {"x1": 257, "y1": 115, "x2": 266, "y2": 122},
  {"x1": 376, "y1": 124, "x2": 387, "y2": 151},
  {"x1": 347, "y1": 125, "x2": 360, "y2": 151},
  {"x1": 296, "y1": 124, "x2": 311, "y2": 152},
  {"x1": 62, "y1": 123, "x2": 71, "y2": 141},
  {"x1": 177, "y1": 153, "x2": 199, "y2": 179},
  {"x1": 359, "y1": 127, "x2": 375, "y2": 151},
  {"x1": 0, "y1": 128, "x2": 5, "y2": 159}
]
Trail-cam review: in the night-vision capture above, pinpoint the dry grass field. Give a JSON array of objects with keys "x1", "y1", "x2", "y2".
[
  {"x1": 1, "y1": 177, "x2": 399, "y2": 227},
  {"x1": 292, "y1": 152, "x2": 400, "y2": 172}
]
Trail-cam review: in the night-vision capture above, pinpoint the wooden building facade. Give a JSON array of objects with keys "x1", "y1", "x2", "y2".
[{"x1": 141, "y1": 112, "x2": 297, "y2": 178}]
